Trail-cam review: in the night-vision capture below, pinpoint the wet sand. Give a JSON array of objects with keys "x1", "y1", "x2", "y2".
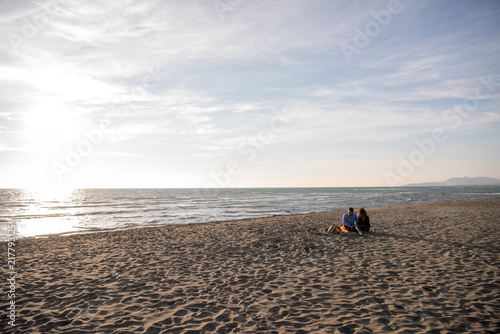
[{"x1": 2, "y1": 198, "x2": 499, "y2": 333}]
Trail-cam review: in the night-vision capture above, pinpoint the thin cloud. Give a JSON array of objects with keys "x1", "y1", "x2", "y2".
[{"x1": 1, "y1": 0, "x2": 499, "y2": 187}]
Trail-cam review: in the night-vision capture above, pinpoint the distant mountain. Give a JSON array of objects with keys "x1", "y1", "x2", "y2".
[{"x1": 404, "y1": 177, "x2": 500, "y2": 187}]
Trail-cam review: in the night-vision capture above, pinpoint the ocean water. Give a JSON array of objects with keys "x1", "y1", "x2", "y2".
[{"x1": 1, "y1": 186, "x2": 499, "y2": 241}]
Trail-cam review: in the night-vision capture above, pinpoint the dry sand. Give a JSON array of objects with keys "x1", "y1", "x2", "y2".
[{"x1": 2, "y1": 198, "x2": 499, "y2": 333}]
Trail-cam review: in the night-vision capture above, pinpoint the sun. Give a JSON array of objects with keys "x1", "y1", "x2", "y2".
[
  {"x1": 21, "y1": 102, "x2": 84, "y2": 189},
  {"x1": 24, "y1": 102, "x2": 81, "y2": 156}
]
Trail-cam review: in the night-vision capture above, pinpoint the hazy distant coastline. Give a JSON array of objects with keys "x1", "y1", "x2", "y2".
[{"x1": 404, "y1": 177, "x2": 500, "y2": 187}]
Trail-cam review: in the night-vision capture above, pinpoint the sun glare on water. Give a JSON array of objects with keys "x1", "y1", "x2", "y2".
[
  {"x1": 27, "y1": 186, "x2": 75, "y2": 202},
  {"x1": 13, "y1": 187, "x2": 80, "y2": 239}
]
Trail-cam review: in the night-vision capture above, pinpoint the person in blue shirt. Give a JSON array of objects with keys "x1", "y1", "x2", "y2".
[
  {"x1": 342, "y1": 207, "x2": 358, "y2": 232},
  {"x1": 327, "y1": 207, "x2": 358, "y2": 233}
]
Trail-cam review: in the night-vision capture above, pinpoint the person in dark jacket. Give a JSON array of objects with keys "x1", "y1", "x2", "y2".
[{"x1": 356, "y1": 208, "x2": 370, "y2": 235}]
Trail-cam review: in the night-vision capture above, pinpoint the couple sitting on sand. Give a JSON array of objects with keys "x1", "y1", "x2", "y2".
[{"x1": 327, "y1": 207, "x2": 370, "y2": 235}]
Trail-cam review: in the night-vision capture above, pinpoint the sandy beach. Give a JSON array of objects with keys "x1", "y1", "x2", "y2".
[{"x1": 2, "y1": 198, "x2": 499, "y2": 333}]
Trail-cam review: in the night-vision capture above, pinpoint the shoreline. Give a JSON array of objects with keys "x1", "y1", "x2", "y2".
[
  {"x1": 6, "y1": 196, "x2": 500, "y2": 243},
  {"x1": 3, "y1": 186, "x2": 500, "y2": 243},
  {"x1": 2, "y1": 198, "x2": 500, "y2": 333}
]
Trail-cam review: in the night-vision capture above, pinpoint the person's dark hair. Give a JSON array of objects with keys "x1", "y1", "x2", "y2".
[
  {"x1": 348, "y1": 207, "x2": 354, "y2": 212},
  {"x1": 359, "y1": 208, "x2": 367, "y2": 218}
]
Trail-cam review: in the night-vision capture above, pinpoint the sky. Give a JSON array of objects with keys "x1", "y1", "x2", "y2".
[{"x1": 0, "y1": 0, "x2": 499, "y2": 189}]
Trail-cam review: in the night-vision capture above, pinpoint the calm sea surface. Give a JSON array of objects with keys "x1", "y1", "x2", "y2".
[{"x1": 1, "y1": 187, "x2": 499, "y2": 241}]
